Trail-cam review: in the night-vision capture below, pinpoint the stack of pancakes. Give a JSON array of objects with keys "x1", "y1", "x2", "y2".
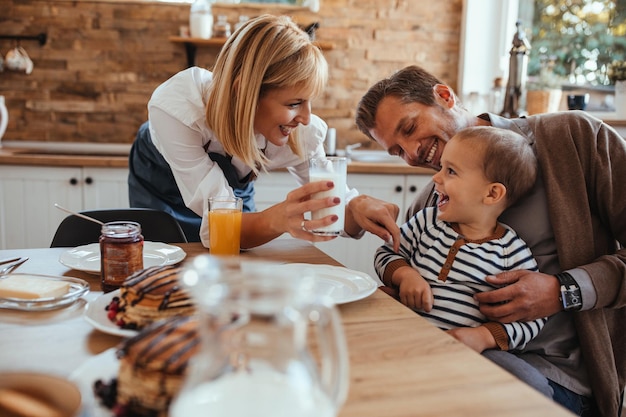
[
  {"x1": 107, "y1": 265, "x2": 194, "y2": 331},
  {"x1": 114, "y1": 315, "x2": 200, "y2": 416}
]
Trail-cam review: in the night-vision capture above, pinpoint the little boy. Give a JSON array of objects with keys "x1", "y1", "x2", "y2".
[{"x1": 375, "y1": 126, "x2": 544, "y2": 353}]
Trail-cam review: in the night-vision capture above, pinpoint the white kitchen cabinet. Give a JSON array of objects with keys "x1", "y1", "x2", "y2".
[
  {"x1": 0, "y1": 165, "x2": 129, "y2": 249},
  {"x1": 82, "y1": 167, "x2": 130, "y2": 210},
  {"x1": 253, "y1": 170, "x2": 301, "y2": 212},
  {"x1": 253, "y1": 170, "x2": 432, "y2": 279}
]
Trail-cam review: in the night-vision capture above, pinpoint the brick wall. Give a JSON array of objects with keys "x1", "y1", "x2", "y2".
[{"x1": 0, "y1": 0, "x2": 462, "y2": 149}]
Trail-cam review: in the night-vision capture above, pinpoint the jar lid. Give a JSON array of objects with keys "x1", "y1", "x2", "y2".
[{"x1": 101, "y1": 221, "x2": 141, "y2": 237}]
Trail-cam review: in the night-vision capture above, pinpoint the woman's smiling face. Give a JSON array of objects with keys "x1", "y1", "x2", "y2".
[{"x1": 254, "y1": 85, "x2": 313, "y2": 147}]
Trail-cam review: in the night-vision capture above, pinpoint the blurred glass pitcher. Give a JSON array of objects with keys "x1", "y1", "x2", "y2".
[{"x1": 170, "y1": 255, "x2": 350, "y2": 417}]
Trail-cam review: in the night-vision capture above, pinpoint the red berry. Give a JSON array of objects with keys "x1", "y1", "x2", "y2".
[
  {"x1": 107, "y1": 310, "x2": 117, "y2": 321},
  {"x1": 112, "y1": 403, "x2": 128, "y2": 417},
  {"x1": 105, "y1": 299, "x2": 119, "y2": 313}
]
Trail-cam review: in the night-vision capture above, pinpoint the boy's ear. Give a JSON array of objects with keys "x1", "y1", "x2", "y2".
[{"x1": 484, "y1": 182, "x2": 507, "y2": 206}]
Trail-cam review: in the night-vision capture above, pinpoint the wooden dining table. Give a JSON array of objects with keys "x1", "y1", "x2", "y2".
[{"x1": 0, "y1": 239, "x2": 574, "y2": 417}]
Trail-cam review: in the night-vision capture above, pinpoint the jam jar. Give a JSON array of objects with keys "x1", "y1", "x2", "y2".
[{"x1": 100, "y1": 221, "x2": 144, "y2": 292}]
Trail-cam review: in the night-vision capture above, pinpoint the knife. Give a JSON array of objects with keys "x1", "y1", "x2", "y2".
[{"x1": 0, "y1": 257, "x2": 21, "y2": 266}]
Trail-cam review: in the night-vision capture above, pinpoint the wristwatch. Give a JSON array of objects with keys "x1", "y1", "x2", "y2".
[{"x1": 555, "y1": 272, "x2": 582, "y2": 311}]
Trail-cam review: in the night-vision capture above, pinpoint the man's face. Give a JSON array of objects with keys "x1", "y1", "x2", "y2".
[{"x1": 368, "y1": 95, "x2": 461, "y2": 170}]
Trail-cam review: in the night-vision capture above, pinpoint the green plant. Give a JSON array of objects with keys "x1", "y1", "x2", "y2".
[
  {"x1": 608, "y1": 60, "x2": 626, "y2": 82},
  {"x1": 525, "y1": 0, "x2": 626, "y2": 86}
]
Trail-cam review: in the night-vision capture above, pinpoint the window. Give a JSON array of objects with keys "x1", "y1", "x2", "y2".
[{"x1": 519, "y1": 0, "x2": 626, "y2": 86}]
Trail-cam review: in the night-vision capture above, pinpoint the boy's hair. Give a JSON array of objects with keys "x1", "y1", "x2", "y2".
[
  {"x1": 453, "y1": 126, "x2": 537, "y2": 207},
  {"x1": 205, "y1": 14, "x2": 328, "y2": 174}
]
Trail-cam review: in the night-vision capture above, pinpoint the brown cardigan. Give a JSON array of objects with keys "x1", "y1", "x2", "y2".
[{"x1": 407, "y1": 111, "x2": 626, "y2": 417}]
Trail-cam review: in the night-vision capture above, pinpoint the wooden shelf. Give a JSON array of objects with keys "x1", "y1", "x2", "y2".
[
  {"x1": 169, "y1": 36, "x2": 335, "y2": 67},
  {"x1": 170, "y1": 36, "x2": 231, "y2": 47}
]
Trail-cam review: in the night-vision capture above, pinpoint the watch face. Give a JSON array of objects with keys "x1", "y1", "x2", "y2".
[
  {"x1": 565, "y1": 291, "x2": 581, "y2": 306},
  {"x1": 562, "y1": 284, "x2": 582, "y2": 310}
]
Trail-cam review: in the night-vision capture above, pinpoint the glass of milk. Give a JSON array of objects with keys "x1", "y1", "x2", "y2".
[{"x1": 308, "y1": 157, "x2": 348, "y2": 236}]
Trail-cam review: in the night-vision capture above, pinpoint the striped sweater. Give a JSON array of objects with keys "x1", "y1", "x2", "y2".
[{"x1": 374, "y1": 206, "x2": 545, "y2": 351}]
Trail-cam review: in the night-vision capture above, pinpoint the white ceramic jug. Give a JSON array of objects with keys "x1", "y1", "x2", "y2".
[
  {"x1": 189, "y1": 0, "x2": 213, "y2": 39},
  {"x1": 170, "y1": 255, "x2": 350, "y2": 417},
  {"x1": 0, "y1": 96, "x2": 8, "y2": 142}
]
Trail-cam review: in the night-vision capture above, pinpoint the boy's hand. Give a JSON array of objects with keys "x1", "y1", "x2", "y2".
[
  {"x1": 396, "y1": 268, "x2": 434, "y2": 311},
  {"x1": 446, "y1": 326, "x2": 497, "y2": 353}
]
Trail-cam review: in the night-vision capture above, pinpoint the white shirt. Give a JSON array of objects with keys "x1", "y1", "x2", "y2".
[{"x1": 147, "y1": 67, "x2": 357, "y2": 246}]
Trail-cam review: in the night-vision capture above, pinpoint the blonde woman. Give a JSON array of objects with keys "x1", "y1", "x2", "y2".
[{"x1": 129, "y1": 14, "x2": 398, "y2": 248}]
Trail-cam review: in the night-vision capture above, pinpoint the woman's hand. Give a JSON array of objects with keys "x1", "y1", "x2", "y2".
[
  {"x1": 474, "y1": 270, "x2": 562, "y2": 323},
  {"x1": 285, "y1": 180, "x2": 346, "y2": 239},
  {"x1": 345, "y1": 194, "x2": 401, "y2": 251},
  {"x1": 241, "y1": 180, "x2": 344, "y2": 248}
]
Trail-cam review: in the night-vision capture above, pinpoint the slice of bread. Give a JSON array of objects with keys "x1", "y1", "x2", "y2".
[
  {"x1": 0, "y1": 276, "x2": 70, "y2": 299},
  {"x1": 0, "y1": 388, "x2": 63, "y2": 417}
]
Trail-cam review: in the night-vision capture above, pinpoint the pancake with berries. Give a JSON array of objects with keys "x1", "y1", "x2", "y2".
[
  {"x1": 105, "y1": 264, "x2": 194, "y2": 331},
  {"x1": 94, "y1": 315, "x2": 200, "y2": 417}
]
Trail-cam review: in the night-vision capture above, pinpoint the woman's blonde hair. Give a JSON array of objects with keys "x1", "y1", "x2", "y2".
[{"x1": 206, "y1": 14, "x2": 328, "y2": 173}]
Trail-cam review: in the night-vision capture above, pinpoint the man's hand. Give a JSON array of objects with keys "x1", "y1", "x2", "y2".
[
  {"x1": 474, "y1": 269, "x2": 562, "y2": 323},
  {"x1": 345, "y1": 195, "x2": 400, "y2": 250}
]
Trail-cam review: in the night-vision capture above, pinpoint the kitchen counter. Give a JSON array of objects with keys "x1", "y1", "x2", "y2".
[
  {"x1": 347, "y1": 161, "x2": 434, "y2": 175},
  {"x1": 587, "y1": 112, "x2": 626, "y2": 126},
  {"x1": 0, "y1": 146, "x2": 435, "y2": 175},
  {"x1": 0, "y1": 148, "x2": 129, "y2": 168}
]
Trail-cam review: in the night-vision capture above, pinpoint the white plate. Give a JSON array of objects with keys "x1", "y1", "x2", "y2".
[
  {"x1": 0, "y1": 274, "x2": 89, "y2": 311},
  {"x1": 84, "y1": 290, "x2": 137, "y2": 338},
  {"x1": 69, "y1": 348, "x2": 118, "y2": 417},
  {"x1": 278, "y1": 263, "x2": 379, "y2": 304},
  {"x1": 83, "y1": 264, "x2": 377, "y2": 336},
  {"x1": 59, "y1": 242, "x2": 186, "y2": 275}
]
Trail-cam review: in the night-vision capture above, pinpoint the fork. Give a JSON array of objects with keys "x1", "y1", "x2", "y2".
[{"x1": 0, "y1": 257, "x2": 29, "y2": 275}]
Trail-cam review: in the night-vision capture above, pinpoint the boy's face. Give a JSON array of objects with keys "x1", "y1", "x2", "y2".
[{"x1": 432, "y1": 138, "x2": 493, "y2": 225}]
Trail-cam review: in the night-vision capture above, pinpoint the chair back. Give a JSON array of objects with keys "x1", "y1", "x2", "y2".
[{"x1": 50, "y1": 208, "x2": 188, "y2": 247}]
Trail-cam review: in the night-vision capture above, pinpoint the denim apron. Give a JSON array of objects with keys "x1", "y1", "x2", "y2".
[{"x1": 128, "y1": 121, "x2": 256, "y2": 242}]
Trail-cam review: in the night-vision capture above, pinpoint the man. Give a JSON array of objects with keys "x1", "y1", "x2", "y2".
[{"x1": 354, "y1": 65, "x2": 626, "y2": 417}]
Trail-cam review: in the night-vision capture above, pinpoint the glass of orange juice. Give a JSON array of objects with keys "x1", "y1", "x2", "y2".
[{"x1": 208, "y1": 196, "x2": 243, "y2": 256}]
